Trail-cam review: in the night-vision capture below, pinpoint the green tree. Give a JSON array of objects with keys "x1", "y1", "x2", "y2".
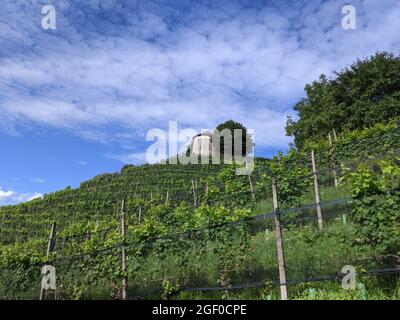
[
  {"x1": 213, "y1": 120, "x2": 254, "y2": 158},
  {"x1": 286, "y1": 52, "x2": 400, "y2": 148}
]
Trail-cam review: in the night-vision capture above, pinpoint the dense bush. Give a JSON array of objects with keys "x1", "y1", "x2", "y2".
[
  {"x1": 286, "y1": 52, "x2": 400, "y2": 148},
  {"x1": 348, "y1": 157, "x2": 400, "y2": 254}
]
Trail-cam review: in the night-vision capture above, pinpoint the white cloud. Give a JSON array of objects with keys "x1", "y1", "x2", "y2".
[
  {"x1": 25, "y1": 193, "x2": 44, "y2": 202},
  {"x1": 0, "y1": 187, "x2": 15, "y2": 201},
  {"x1": 107, "y1": 152, "x2": 149, "y2": 165},
  {"x1": 0, "y1": 0, "x2": 399, "y2": 153},
  {"x1": 0, "y1": 186, "x2": 43, "y2": 205},
  {"x1": 30, "y1": 177, "x2": 45, "y2": 184},
  {"x1": 74, "y1": 160, "x2": 87, "y2": 166}
]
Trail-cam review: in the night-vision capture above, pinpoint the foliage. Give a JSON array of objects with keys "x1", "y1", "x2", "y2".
[
  {"x1": 1, "y1": 113, "x2": 400, "y2": 299},
  {"x1": 286, "y1": 52, "x2": 400, "y2": 148},
  {"x1": 213, "y1": 120, "x2": 254, "y2": 158},
  {"x1": 347, "y1": 157, "x2": 400, "y2": 254},
  {"x1": 268, "y1": 151, "x2": 312, "y2": 207}
]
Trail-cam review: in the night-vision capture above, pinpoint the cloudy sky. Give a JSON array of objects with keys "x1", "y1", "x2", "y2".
[{"x1": 0, "y1": 0, "x2": 399, "y2": 204}]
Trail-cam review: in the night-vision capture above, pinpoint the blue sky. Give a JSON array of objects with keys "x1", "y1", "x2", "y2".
[{"x1": 1, "y1": 0, "x2": 400, "y2": 204}]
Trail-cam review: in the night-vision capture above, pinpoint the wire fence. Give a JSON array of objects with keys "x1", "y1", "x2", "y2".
[
  {"x1": 1, "y1": 192, "x2": 398, "y2": 299},
  {"x1": 0, "y1": 149, "x2": 399, "y2": 300}
]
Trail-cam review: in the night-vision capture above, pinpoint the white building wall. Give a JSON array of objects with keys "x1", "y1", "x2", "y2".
[{"x1": 192, "y1": 136, "x2": 212, "y2": 156}]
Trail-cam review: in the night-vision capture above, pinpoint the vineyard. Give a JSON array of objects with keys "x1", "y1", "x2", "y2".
[{"x1": 0, "y1": 121, "x2": 400, "y2": 300}]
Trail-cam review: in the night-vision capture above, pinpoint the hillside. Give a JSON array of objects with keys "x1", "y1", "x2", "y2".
[
  {"x1": 1, "y1": 120, "x2": 399, "y2": 243},
  {"x1": 2, "y1": 52, "x2": 400, "y2": 300},
  {"x1": 1, "y1": 121, "x2": 399, "y2": 299}
]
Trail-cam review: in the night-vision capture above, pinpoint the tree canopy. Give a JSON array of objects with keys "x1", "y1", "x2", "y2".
[
  {"x1": 286, "y1": 52, "x2": 400, "y2": 148},
  {"x1": 213, "y1": 120, "x2": 254, "y2": 158}
]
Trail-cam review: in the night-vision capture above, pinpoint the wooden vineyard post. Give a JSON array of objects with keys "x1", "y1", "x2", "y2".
[
  {"x1": 333, "y1": 128, "x2": 338, "y2": 142},
  {"x1": 248, "y1": 174, "x2": 256, "y2": 201},
  {"x1": 205, "y1": 182, "x2": 209, "y2": 206},
  {"x1": 192, "y1": 178, "x2": 197, "y2": 208},
  {"x1": 165, "y1": 189, "x2": 169, "y2": 205},
  {"x1": 311, "y1": 150, "x2": 324, "y2": 230},
  {"x1": 332, "y1": 164, "x2": 339, "y2": 188},
  {"x1": 195, "y1": 179, "x2": 198, "y2": 205},
  {"x1": 328, "y1": 131, "x2": 339, "y2": 188},
  {"x1": 272, "y1": 179, "x2": 288, "y2": 300},
  {"x1": 138, "y1": 205, "x2": 142, "y2": 224},
  {"x1": 342, "y1": 213, "x2": 347, "y2": 225},
  {"x1": 120, "y1": 199, "x2": 128, "y2": 300},
  {"x1": 39, "y1": 222, "x2": 57, "y2": 300}
]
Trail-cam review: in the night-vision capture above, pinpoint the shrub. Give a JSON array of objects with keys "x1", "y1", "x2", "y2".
[{"x1": 348, "y1": 157, "x2": 400, "y2": 254}]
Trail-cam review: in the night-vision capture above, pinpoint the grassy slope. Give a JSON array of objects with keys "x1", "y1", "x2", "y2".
[{"x1": 0, "y1": 123, "x2": 400, "y2": 299}]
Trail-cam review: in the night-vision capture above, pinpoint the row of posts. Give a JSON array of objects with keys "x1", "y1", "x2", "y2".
[
  {"x1": 146, "y1": 171, "x2": 257, "y2": 208},
  {"x1": 39, "y1": 140, "x2": 339, "y2": 300},
  {"x1": 274, "y1": 136, "x2": 342, "y2": 300},
  {"x1": 40, "y1": 199, "x2": 130, "y2": 300}
]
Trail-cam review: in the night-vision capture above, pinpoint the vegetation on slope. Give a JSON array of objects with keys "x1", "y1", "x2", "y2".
[
  {"x1": 286, "y1": 52, "x2": 400, "y2": 148},
  {"x1": 1, "y1": 52, "x2": 400, "y2": 299}
]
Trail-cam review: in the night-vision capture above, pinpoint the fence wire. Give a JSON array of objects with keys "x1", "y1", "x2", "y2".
[{"x1": 0, "y1": 151, "x2": 399, "y2": 299}]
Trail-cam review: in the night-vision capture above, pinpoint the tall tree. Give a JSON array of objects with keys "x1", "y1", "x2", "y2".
[
  {"x1": 286, "y1": 52, "x2": 400, "y2": 148},
  {"x1": 213, "y1": 120, "x2": 254, "y2": 158}
]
